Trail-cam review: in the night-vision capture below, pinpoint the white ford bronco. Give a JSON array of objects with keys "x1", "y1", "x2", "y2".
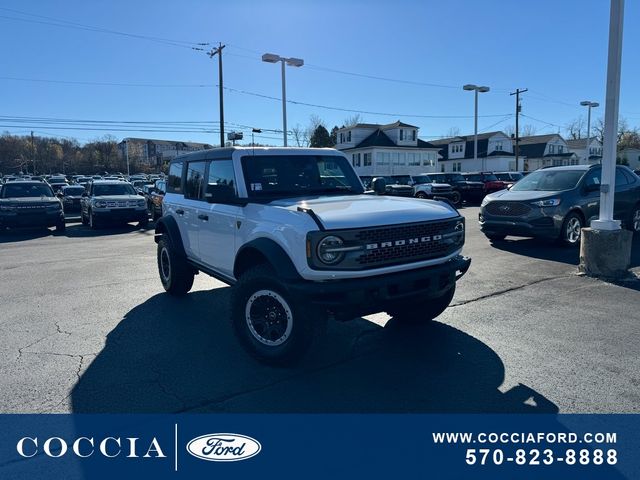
[{"x1": 155, "y1": 147, "x2": 470, "y2": 364}]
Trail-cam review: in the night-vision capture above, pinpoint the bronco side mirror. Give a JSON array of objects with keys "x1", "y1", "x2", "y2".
[{"x1": 371, "y1": 177, "x2": 387, "y2": 195}]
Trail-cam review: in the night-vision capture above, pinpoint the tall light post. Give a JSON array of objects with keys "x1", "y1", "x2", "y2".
[
  {"x1": 463, "y1": 84, "x2": 490, "y2": 170},
  {"x1": 262, "y1": 53, "x2": 304, "y2": 147},
  {"x1": 580, "y1": 101, "x2": 599, "y2": 164}
]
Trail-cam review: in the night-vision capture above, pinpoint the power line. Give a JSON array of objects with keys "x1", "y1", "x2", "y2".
[{"x1": 0, "y1": 7, "x2": 209, "y2": 49}]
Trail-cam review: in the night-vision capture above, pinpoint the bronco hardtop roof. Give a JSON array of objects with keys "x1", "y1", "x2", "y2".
[{"x1": 169, "y1": 147, "x2": 344, "y2": 164}]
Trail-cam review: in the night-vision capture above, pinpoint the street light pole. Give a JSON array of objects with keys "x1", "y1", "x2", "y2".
[
  {"x1": 281, "y1": 59, "x2": 288, "y2": 147},
  {"x1": 262, "y1": 53, "x2": 304, "y2": 147},
  {"x1": 580, "y1": 101, "x2": 599, "y2": 164},
  {"x1": 591, "y1": 0, "x2": 623, "y2": 231},
  {"x1": 125, "y1": 139, "x2": 130, "y2": 177},
  {"x1": 463, "y1": 84, "x2": 490, "y2": 170}
]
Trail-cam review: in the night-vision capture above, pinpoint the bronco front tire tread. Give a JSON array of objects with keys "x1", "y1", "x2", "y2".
[{"x1": 231, "y1": 264, "x2": 322, "y2": 365}]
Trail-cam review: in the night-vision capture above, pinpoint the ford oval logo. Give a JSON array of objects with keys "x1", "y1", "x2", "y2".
[{"x1": 186, "y1": 433, "x2": 261, "y2": 462}]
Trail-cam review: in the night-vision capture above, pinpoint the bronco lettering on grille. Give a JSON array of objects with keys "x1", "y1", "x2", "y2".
[{"x1": 366, "y1": 235, "x2": 443, "y2": 251}]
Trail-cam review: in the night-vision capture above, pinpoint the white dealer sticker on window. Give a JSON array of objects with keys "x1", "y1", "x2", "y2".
[{"x1": 250, "y1": 183, "x2": 263, "y2": 191}]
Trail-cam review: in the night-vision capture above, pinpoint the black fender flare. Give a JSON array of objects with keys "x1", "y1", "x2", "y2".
[
  {"x1": 154, "y1": 216, "x2": 187, "y2": 259},
  {"x1": 234, "y1": 238, "x2": 301, "y2": 281}
]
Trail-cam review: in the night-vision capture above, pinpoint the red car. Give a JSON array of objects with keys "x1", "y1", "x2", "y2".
[{"x1": 462, "y1": 172, "x2": 509, "y2": 195}]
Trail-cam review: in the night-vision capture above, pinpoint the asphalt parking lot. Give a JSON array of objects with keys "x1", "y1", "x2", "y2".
[{"x1": 0, "y1": 206, "x2": 639, "y2": 414}]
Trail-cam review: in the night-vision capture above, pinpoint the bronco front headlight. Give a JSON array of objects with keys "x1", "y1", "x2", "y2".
[
  {"x1": 137, "y1": 199, "x2": 146, "y2": 207},
  {"x1": 317, "y1": 235, "x2": 346, "y2": 265},
  {"x1": 481, "y1": 196, "x2": 491, "y2": 207},
  {"x1": 94, "y1": 200, "x2": 107, "y2": 208}
]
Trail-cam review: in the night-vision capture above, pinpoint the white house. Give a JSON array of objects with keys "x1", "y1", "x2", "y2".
[
  {"x1": 566, "y1": 137, "x2": 603, "y2": 165},
  {"x1": 618, "y1": 148, "x2": 640, "y2": 170},
  {"x1": 429, "y1": 131, "x2": 516, "y2": 172},
  {"x1": 335, "y1": 121, "x2": 440, "y2": 177},
  {"x1": 518, "y1": 134, "x2": 578, "y2": 171}
]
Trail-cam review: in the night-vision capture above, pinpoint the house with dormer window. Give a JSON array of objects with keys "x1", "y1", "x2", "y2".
[
  {"x1": 429, "y1": 131, "x2": 515, "y2": 173},
  {"x1": 518, "y1": 134, "x2": 578, "y2": 171},
  {"x1": 566, "y1": 137, "x2": 603, "y2": 165},
  {"x1": 335, "y1": 121, "x2": 440, "y2": 176}
]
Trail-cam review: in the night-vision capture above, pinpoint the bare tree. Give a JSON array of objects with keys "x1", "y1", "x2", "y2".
[
  {"x1": 343, "y1": 114, "x2": 363, "y2": 128},
  {"x1": 446, "y1": 126, "x2": 461, "y2": 137},
  {"x1": 520, "y1": 124, "x2": 537, "y2": 137},
  {"x1": 564, "y1": 116, "x2": 585, "y2": 140},
  {"x1": 291, "y1": 124, "x2": 309, "y2": 147}
]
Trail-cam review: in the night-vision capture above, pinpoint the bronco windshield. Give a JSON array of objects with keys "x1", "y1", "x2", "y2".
[
  {"x1": 2, "y1": 183, "x2": 54, "y2": 198},
  {"x1": 62, "y1": 187, "x2": 85, "y2": 196},
  {"x1": 241, "y1": 155, "x2": 364, "y2": 198},
  {"x1": 511, "y1": 169, "x2": 585, "y2": 192}
]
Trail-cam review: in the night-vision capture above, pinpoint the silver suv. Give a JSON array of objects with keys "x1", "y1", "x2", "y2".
[{"x1": 155, "y1": 147, "x2": 471, "y2": 364}]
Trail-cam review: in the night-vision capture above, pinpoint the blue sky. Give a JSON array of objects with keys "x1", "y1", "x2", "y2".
[{"x1": 0, "y1": 0, "x2": 638, "y2": 146}]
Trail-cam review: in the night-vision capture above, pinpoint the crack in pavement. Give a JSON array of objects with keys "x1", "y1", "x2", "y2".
[{"x1": 449, "y1": 275, "x2": 573, "y2": 307}]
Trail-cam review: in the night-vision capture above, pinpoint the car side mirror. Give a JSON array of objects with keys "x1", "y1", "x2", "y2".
[
  {"x1": 137, "y1": 191, "x2": 145, "y2": 196},
  {"x1": 205, "y1": 183, "x2": 245, "y2": 205},
  {"x1": 371, "y1": 177, "x2": 387, "y2": 195}
]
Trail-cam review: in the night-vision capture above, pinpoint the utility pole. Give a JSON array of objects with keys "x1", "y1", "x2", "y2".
[
  {"x1": 30, "y1": 131, "x2": 35, "y2": 174},
  {"x1": 208, "y1": 43, "x2": 226, "y2": 148},
  {"x1": 510, "y1": 88, "x2": 527, "y2": 171}
]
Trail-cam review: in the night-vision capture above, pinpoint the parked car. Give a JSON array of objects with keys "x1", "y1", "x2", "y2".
[
  {"x1": 147, "y1": 179, "x2": 166, "y2": 221},
  {"x1": 428, "y1": 173, "x2": 485, "y2": 204},
  {"x1": 409, "y1": 174, "x2": 461, "y2": 205},
  {"x1": 358, "y1": 176, "x2": 413, "y2": 197},
  {"x1": 494, "y1": 171, "x2": 525, "y2": 183},
  {"x1": 80, "y1": 180, "x2": 149, "y2": 229},
  {"x1": 57, "y1": 185, "x2": 86, "y2": 215},
  {"x1": 0, "y1": 181, "x2": 65, "y2": 232},
  {"x1": 462, "y1": 172, "x2": 509, "y2": 195},
  {"x1": 479, "y1": 165, "x2": 640, "y2": 246}
]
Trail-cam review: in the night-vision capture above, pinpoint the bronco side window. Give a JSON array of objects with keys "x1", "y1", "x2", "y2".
[{"x1": 167, "y1": 161, "x2": 184, "y2": 194}]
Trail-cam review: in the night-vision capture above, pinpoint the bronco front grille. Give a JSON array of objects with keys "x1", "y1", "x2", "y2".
[
  {"x1": 485, "y1": 201, "x2": 531, "y2": 216},
  {"x1": 354, "y1": 219, "x2": 462, "y2": 267}
]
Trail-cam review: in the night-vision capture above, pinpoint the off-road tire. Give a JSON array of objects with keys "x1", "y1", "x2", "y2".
[
  {"x1": 386, "y1": 285, "x2": 456, "y2": 323},
  {"x1": 157, "y1": 235, "x2": 195, "y2": 296},
  {"x1": 55, "y1": 219, "x2": 66, "y2": 233},
  {"x1": 231, "y1": 264, "x2": 324, "y2": 365}
]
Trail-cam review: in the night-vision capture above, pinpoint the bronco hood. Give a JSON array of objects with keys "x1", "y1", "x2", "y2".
[{"x1": 270, "y1": 194, "x2": 459, "y2": 230}]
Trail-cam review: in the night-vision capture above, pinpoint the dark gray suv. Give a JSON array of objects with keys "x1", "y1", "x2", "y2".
[{"x1": 479, "y1": 165, "x2": 640, "y2": 246}]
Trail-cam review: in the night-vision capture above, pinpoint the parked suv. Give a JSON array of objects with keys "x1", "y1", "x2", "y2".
[
  {"x1": 80, "y1": 180, "x2": 149, "y2": 229},
  {"x1": 0, "y1": 181, "x2": 65, "y2": 232},
  {"x1": 462, "y1": 172, "x2": 509, "y2": 195},
  {"x1": 57, "y1": 185, "x2": 86, "y2": 215},
  {"x1": 428, "y1": 173, "x2": 485, "y2": 204},
  {"x1": 479, "y1": 165, "x2": 640, "y2": 246},
  {"x1": 409, "y1": 174, "x2": 461, "y2": 205},
  {"x1": 155, "y1": 148, "x2": 471, "y2": 364}
]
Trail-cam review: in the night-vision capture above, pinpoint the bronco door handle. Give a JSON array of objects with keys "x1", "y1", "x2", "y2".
[
  {"x1": 198, "y1": 214, "x2": 209, "y2": 221},
  {"x1": 175, "y1": 209, "x2": 184, "y2": 215}
]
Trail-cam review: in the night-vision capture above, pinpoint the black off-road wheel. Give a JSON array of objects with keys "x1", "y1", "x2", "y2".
[
  {"x1": 157, "y1": 235, "x2": 195, "y2": 296},
  {"x1": 415, "y1": 191, "x2": 428, "y2": 199},
  {"x1": 386, "y1": 286, "x2": 456, "y2": 324},
  {"x1": 231, "y1": 264, "x2": 324, "y2": 365},
  {"x1": 451, "y1": 191, "x2": 462, "y2": 206},
  {"x1": 138, "y1": 216, "x2": 149, "y2": 228},
  {"x1": 55, "y1": 219, "x2": 66, "y2": 233},
  {"x1": 81, "y1": 210, "x2": 88, "y2": 225}
]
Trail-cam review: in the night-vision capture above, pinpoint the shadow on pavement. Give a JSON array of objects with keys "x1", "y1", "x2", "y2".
[
  {"x1": 63, "y1": 222, "x2": 154, "y2": 238},
  {"x1": 491, "y1": 234, "x2": 639, "y2": 268},
  {"x1": 0, "y1": 222, "x2": 155, "y2": 242},
  {"x1": 71, "y1": 288, "x2": 558, "y2": 414},
  {"x1": 489, "y1": 237, "x2": 580, "y2": 265}
]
